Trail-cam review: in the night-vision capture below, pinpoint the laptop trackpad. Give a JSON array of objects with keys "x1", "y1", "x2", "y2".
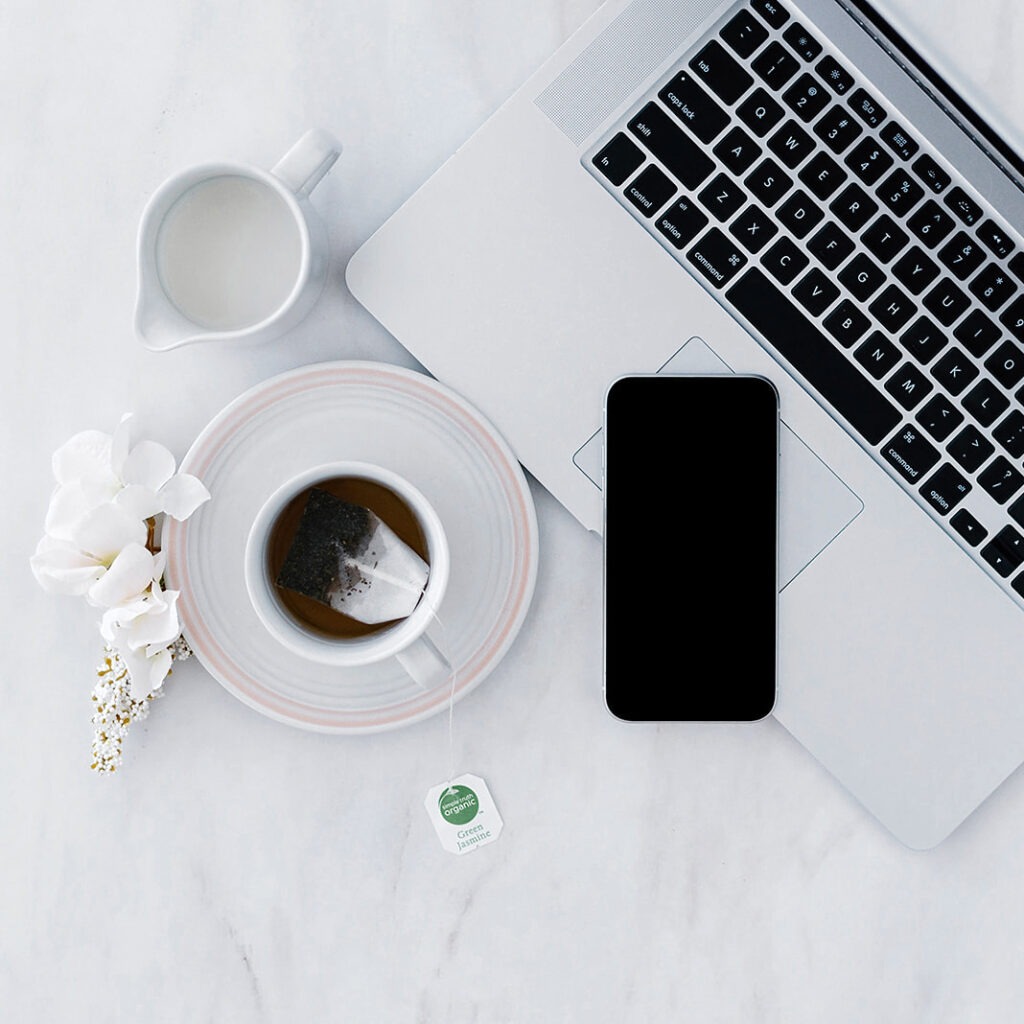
[{"x1": 574, "y1": 337, "x2": 864, "y2": 588}]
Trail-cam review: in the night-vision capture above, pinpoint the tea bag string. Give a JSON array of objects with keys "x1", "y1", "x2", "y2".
[{"x1": 428, "y1": 609, "x2": 459, "y2": 792}]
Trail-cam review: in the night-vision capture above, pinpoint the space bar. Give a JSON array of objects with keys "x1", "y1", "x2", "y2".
[{"x1": 726, "y1": 268, "x2": 901, "y2": 446}]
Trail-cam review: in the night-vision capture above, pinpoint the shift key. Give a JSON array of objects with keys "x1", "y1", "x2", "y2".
[{"x1": 628, "y1": 102, "x2": 715, "y2": 190}]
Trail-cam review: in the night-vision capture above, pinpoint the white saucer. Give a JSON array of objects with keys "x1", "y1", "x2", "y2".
[{"x1": 164, "y1": 361, "x2": 539, "y2": 732}]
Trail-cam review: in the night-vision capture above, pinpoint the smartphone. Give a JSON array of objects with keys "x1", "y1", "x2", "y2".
[{"x1": 603, "y1": 374, "x2": 779, "y2": 722}]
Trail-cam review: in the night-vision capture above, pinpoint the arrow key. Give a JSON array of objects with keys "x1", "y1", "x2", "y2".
[{"x1": 982, "y1": 525, "x2": 1024, "y2": 577}]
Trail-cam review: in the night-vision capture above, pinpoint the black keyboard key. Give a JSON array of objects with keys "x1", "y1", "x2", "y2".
[
  {"x1": 799, "y1": 151, "x2": 847, "y2": 200},
  {"x1": 783, "y1": 74, "x2": 829, "y2": 122},
  {"x1": 920, "y1": 463, "x2": 971, "y2": 515},
  {"x1": 830, "y1": 183, "x2": 877, "y2": 232},
  {"x1": 879, "y1": 122, "x2": 919, "y2": 161},
  {"x1": 658, "y1": 73, "x2": 730, "y2": 143},
  {"x1": 900, "y1": 316, "x2": 947, "y2": 364},
  {"x1": 947, "y1": 425, "x2": 993, "y2": 472},
  {"x1": 745, "y1": 157, "x2": 792, "y2": 207},
  {"x1": 944, "y1": 187, "x2": 983, "y2": 226},
  {"x1": 999, "y1": 295, "x2": 1024, "y2": 343},
  {"x1": 824, "y1": 299, "x2": 870, "y2": 347},
  {"x1": 885, "y1": 362, "x2": 933, "y2": 409},
  {"x1": 982, "y1": 525, "x2": 1024, "y2": 576},
  {"x1": 751, "y1": 0, "x2": 790, "y2": 29},
  {"x1": 870, "y1": 284, "x2": 917, "y2": 334},
  {"x1": 628, "y1": 103, "x2": 715, "y2": 190},
  {"x1": 625, "y1": 165, "x2": 676, "y2": 216},
  {"x1": 839, "y1": 253, "x2": 886, "y2": 301},
  {"x1": 938, "y1": 231, "x2": 985, "y2": 281},
  {"x1": 690, "y1": 40, "x2": 754, "y2": 105},
  {"x1": 713, "y1": 126, "x2": 762, "y2": 175},
  {"x1": 752, "y1": 41, "x2": 800, "y2": 91},
  {"x1": 814, "y1": 106, "x2": 863, "y2": 154},
  {"x1": 984, "y1": 340, "x2": 1024, "y2": 389},
  {"x1": 912, "y1": 154, "x2": 951, "y2": 194},
  {"x1": 592, "y1": 133, "x2": 644, "y2": 186},
  {"x1": 923, "y1": 278, "x2": 970, "y2": 326},
  {"x1": 994, "y1": 410, "x2": 1024, "y2": 458},
  {"x1": 962, "y1": 378, "x2": 1009, "y2": 427},
  {"x1": 931, "y1": 346, "x2": 978, "y2": 395},
  {"x1": 656, "y1": 195, "x2": 710, "y2": 249},
  {"x1": 792, "y1": 267, "x2": 839, "y2": 315},
  {"x1": 953, "y1": 309, "x2": 1001, "y2": 357},
  {"x1": 727, "y1": 267, "x2": 901, "y2": 443},
  {"x1": 876, "y1": 170, "x2": 924, "y2": 217},
  {"x1": 883, "y1": 423, "x2": 940, "y2": 483},
  {"x1": 845, "y1": 137, "x2": 895, "y2": 185},
  {"x1": 808, "y1": 222, "x2": 855, "y2": 269},
  {"x1": 848, "y1": 88, "x2": 886, "y2": 129},
  {"x1": 892, "y1": 247, "x2": 939, "y2": 296},
  {"x1": 1009, "y1": 493, "x2": 1024, "y2": 530},
  {"x1": 768, "y1": 120, "x2": 815, "y2": 168},
  {"x1": 721, "y1": 9, "x2": 770, "y2": 59},
  {"x1": 980, "y1": 458, "x2": 1024, "y2": 505},
  {"x1": 816, "y1": 55, "x2": 854, "y2": 95},
  {"x1": 907, "y1": 200, "x2": 955, "y2": 249},
  {"x1": 951, "y1": 508, "x2": 988, "y2": 546},
  {"x1": 916, "y1": 393, "x2": 963, "y2": 440},
  {"x1": 855, "y1": 332, "x2": 901, "y2": 379},
  {"x1": 1010, "y1": 253, "x2": 1024, "y2": 284},
  {"x1": 761, "y1": 236, "x2": 808, "y2": 284},
  {"x1": 698, "y1": 173, "x2": 747, "y2": 221},
  {"x1": 863, "y1": 214, "x2": 909, "y2": 264},
  {"x1": 783, "y1": 23, "x2": 822, "y2": 62},
  {"x1": 969, "y1": 263, "x2": 1018, "y2": 312},
  {"x1": 730, "y1": 203, "x2": 778, "y2": 253},
  {"x1": 978, "y1": 219, "x2": 1015, "y2": 260},
  {"x1": 687, "y1": 227, "x2": 748, "y2": 287},
  {"x1": 777, "y1": 189, "x2": 823, "y2": 238},
  {"x1": 736, "y1": 88, "x2": 785, "y2": 138}
]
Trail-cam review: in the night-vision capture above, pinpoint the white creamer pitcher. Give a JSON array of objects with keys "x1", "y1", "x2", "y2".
[{"x1": 134, "y1": 129, "x2": 341, "y2": 351}]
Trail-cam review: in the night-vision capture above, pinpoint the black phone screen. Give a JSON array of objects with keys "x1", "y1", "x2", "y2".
[{"x1": 603, "y1": 374, "x2": 779, "y2": 722}]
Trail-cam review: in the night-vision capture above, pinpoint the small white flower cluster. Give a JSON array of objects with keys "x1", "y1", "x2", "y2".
[
  {"x1": 31, "y1": 414, "x2": 210, "y2": 702},
  {"x1": 91, "y1": 638, "x2": 192, "y2": 773}
]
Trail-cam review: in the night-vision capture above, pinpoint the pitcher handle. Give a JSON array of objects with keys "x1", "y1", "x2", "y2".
[{"x1": 272, "y1": 129, "x2": 341, "y2": 197}]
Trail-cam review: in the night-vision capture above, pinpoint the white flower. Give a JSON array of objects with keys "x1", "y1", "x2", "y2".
[
  {"x1": 30, "y1": 414, "x2": 209, "y2": 598},
  {"x1": 100, "y1": 580, "x2": 181, "y2": 700},
  {"x1": 32, "y1": 413, "x2": 211, "y2": 702}
]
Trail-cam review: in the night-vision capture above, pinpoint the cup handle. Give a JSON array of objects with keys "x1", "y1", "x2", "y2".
[
  {"x1": 396, "y1": 626, "x2": 453, "y2": 691},
  {"x1": 271, "y1": 129, "x2": 342, "y2": 197}
]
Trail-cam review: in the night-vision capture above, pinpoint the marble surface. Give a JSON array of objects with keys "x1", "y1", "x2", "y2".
[{"x1": 4, "y1": 1, "x2": 1024, "y2": 1020}]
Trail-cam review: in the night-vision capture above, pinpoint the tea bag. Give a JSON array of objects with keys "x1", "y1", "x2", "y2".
[{"x1": 275, "y1": 488, "x2": 429, "y2": 624}]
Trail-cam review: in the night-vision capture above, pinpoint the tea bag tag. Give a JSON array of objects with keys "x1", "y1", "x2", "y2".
[{"x1": 424, "y1": 774, "x2": 503, "y2": 855}]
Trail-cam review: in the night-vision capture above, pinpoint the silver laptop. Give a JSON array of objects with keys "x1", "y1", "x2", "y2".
[{"x1": 346, "y1": 0, "x2": 1024, "y2": 848}]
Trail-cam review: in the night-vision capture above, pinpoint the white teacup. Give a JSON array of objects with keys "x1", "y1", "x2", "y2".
[
  {"x1": 244, "y1": 462, "x2": 452, "y2": 690},
  {"x1": 135, "y1": 129, "x2": 341, "y2": 352}
]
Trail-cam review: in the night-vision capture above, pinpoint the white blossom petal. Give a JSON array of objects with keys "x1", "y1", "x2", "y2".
[
  {"x1": 121, "y1": 440, "x2": 176, "y2": 492},
  {"x1": 115, "y1": 484, "x2": 164, "y2": 521},
  {"x1": 110, "y1": 414, "x2": 134, "y2": 479},
  {"x1": 158, "y1": 473, "x2": 211, "y2": 520},
  {"x1": 102, "y1": 586, "x2": 180, "y2": 653},
  {"x1": 71, "y1": 503, "x2": 147, "y2": 562},
  {"x1": 51, "y1": 429, "x2": 117, "y2": 487},
  {"x1": 30, "y1": 536, "x2": 105, "y2": 595},
  {"x1": 86, "y1": 542, "x2": 159, "y2": 609},
  {"x1": 119, "y1": 643, "x2": 173, "y2": 700},
  {"x1": 44, "y1": 479, "x2": 121, "y2": 540}
]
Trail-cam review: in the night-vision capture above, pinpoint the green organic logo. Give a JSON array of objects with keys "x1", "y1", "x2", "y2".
[{"x1": 439, "y1": 785, "x2": 479, "y2": 825}]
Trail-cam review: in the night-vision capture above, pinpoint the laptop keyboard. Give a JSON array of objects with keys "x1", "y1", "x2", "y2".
[{"x1": 587, "y1": 0, "x2": 1024, "y2": 604}]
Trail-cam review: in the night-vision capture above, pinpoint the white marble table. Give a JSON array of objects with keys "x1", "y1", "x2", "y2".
[{"x1": 4, "y1": 1, "x2": 1024, "y2": 1019}]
